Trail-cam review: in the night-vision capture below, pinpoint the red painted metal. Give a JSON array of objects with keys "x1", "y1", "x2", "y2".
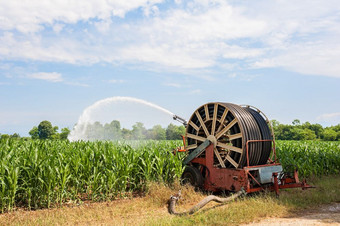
[
  {"x1": 294, "y1": 169, "x2": 300, "y2": 183},
  {"x1": 181, "y1": 135, "x2": 186, "y2": 148},
  {"x1": 173, "y1": 136, "x2": 187, "y2": 154},
  {"x1": 273, "y1": 172, "x2": 279, "y2": 195},
  {"x1": 189, "y1": 141, "x2": 313, "y2": 194},
  {"x1": 190, "y1": 157, "x2": 206, "y2": 166},
  {"x1": 202, "y1": 145, "x2": 248, "y2": 192}
]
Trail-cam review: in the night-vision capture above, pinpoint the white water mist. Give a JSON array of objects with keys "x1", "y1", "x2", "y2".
[{"x1": 68, "y1": 96, "x2": 175, "y2": 141}]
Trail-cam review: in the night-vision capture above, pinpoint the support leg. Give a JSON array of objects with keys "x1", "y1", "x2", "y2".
[{"x1": 273, "y1": 172, "x2": 279, "y2": 196}]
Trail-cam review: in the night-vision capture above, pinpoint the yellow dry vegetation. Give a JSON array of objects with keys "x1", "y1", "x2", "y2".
[{"x1": 0, "y1": 176, "x2": 339, "y2": 226}]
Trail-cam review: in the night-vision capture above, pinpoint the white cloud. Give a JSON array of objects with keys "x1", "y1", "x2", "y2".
[
  {"x1": 253, "y1": 42, "x2": 340, "y2": 78},
  {"x1": 317, "y1": 112, "x2": 340, "y2": 123},
  {"x1": 26, "y1": 71, "x2": 89, "y2": 86},
  {"x1": 117, "y1": 44, "x2": 215, "y2": 69},
  {"x1": 222, "y1": 45, "x2": 264, "y2": 59},
  {"x1": 27, "y1": 72, "x2": 63, "y2": 82},
  {"x1": 0, "y1": 32, "x2": 77, "y2": 63},
  {"x1": 108, "y1": 79, "x2": 125, "y2": 83},
  {"x1": 163, "y1": 82, "x2": 182, "y2": 88},
  {"x1": 65, "y1": 82, "x2": 90, "y2": 87},
  {"x1": 1, "y1": 0, "x2": 340, "y2": 78},
  {"x1": 94, "y1": 20, "x2": 112, "y2": 33},
  {"x1": 53, "y1": 23, "x2": 65, "y2": 34},
  {"x1": 144, "y1": 5, "x2": 160, "y2": 17},
  {"x1": 0, "y1": 0, "x2": 163, "y2": 33}
]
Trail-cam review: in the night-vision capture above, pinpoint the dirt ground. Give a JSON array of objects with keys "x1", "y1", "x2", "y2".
[{"x1": 244, "y1": 203, "x2": 340, "y2": 226}]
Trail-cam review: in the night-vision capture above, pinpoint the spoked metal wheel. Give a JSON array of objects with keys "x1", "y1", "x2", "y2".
[{"x1": 185, "y1": 103, "x2": 272, "y2": 168}]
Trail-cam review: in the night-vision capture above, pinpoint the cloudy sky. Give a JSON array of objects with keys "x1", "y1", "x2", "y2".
[{"x1": 0, "y1": 0, "x2": 339, "y2": 136}]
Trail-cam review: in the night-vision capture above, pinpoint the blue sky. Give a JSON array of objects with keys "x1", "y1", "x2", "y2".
[{"x1": 0, "y1": 0, "x2": 340, "y2": 136}]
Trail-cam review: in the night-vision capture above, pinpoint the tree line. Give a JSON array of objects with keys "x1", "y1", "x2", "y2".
[
  {"x1": 1, "y1": 119, "x2": 339, "y2": 141},
  {"x1": 75, "y1": 120, "x2": 186, "y2": 140},
  {"x1": 271, "y1": 119, "x2": 340, "y2": 141},
  {"x1": 0, "y1": 120, "x2": 186, "y2": 141},
  {"x1": 0, "y1": 120, "x2": 70, "y2": 140}
]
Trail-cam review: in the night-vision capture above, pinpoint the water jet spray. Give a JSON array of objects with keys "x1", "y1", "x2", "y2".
[{"x1": 68, "y1": 96, "x2": 183, "y2": 141}]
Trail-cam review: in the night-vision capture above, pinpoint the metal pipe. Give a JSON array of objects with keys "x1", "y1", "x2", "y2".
[{"x1": 173, "y1": 115, "x2": 188, "y2": 126}]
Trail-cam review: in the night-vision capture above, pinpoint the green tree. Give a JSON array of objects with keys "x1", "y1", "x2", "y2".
[
  {"x1": 121, "y1": 128, "x2": 132, "y2": 139},
  {"x1": 271, "y1": 119, "x2": 280, "y2": 130},
  {"x1": 301, "y1": 128, "x2": 316, "y2": 140},
  {"x1": 150, "y1": 125, "x2": 166, "y2": 140},
  {"x1": 328, "y1": 124, "x2": 340, "y2": 141},
  {"x1": 292, "y1": 119, "x2": 301, "y2": 126},
  {"x1": 177, "y1": 125, "x2": 186, "y2": 138},
  {"x1": 104, "y1": 120, "x2": 121, "y2": 140},
  {"x1": 131, "y1": 122, "x2": 146, "y2": 140},
  {"x1": 29, "y1": 126, "x2": 39, "y2": 139},
  {"x1": 290, "y1": 127, "x2": 305, "y2": 140},
  {"x1": 275, "y1": 124, "x2": 293, "y2": 140},
  {"x1": 1, "y1": 134, "x2": 10, "y2": 140},
  {"x1": 86, "y1": 121, "x2": 104, "y2": 140},
  {"x1": 301, "y1": 122, "x2": 323, "y2": 139},
  {"x1": 51, "y1": 133, "x2": 60, "y2": 139},
  {"x1": 10, "y1": 133, "x2": 20, "y2": 139},
  {"x1": 60, "y1": 127, "x2": 70, "y2": 140},
  {"x1": 53, "y1": 126, "x2": 59, "y2": 134},
  {"x1": 38, "y1": 120, "x2": 55, "y2": 139},
  {"x1": 166, "y1": 124, "x2": 176, "y2": 140},
  {"x1": 323, "y1": 129, "x2": 337, "y2": 141},
  {"x1": 166, "y1": 124, "x2": 185, "y2": 140}
]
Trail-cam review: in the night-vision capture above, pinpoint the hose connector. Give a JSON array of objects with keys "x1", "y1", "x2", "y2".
[{"x1": 173, "y1": 115, "x2": 188, "y2": 126}]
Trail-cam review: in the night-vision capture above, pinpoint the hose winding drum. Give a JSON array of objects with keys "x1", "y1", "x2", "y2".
[{"x1": 185, "y1": 103, "x2": 272, "y2": 168}]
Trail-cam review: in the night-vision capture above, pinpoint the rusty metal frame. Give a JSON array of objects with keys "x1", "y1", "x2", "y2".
[{"x1": 188, "y1": 141, "x2": 313, "y2": 194}]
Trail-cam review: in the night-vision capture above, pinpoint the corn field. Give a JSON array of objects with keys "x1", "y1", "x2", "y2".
[
  {"x1": 276, "y1": 140, "x2": 340, "y2": 177},
  {"x1": 0, "y1": 139, "x2": 184, "y2": 212},
  {"x1": 0, "y1": 138, "x2": 339, "y2": 212}
]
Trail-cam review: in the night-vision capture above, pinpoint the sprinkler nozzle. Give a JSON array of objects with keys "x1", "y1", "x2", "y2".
[{"x1": 173, "y1": 115, "x2": 187, "y2": 126}]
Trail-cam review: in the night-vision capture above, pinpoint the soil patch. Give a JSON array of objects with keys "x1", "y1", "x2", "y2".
[{"x1": 244, "y1": 203, "x2": 340, "y2": 225}]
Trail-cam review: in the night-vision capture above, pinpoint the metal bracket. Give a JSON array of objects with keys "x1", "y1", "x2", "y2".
[{"x1": 183, "y1": 139, "x2": 211, "y2": 165}]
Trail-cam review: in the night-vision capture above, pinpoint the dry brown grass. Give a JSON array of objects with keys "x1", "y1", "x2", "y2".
[
  {"x1": 0, "y1": 175, "x2": 339, "y2": 226},
  {"x1": 0, "y1": 182, "x2": 203, "y2": 225}
]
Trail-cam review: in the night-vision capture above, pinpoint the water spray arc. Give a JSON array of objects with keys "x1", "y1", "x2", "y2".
[{"x1": 68, "y1": 96, "x2": 184, "y2": 141}]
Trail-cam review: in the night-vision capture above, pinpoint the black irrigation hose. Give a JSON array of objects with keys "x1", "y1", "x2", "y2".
[
  {"x1": 243, "y1": 108, "x2": 272, "y2": 165},
  {"x1": 222, "y1": 103, "x2": 262, "y2": 167},
  {"x1": 186, "y1": 102, "x2": 272, "y2": 168}
]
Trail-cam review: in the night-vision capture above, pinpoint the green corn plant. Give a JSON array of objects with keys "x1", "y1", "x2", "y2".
[
  {"x1": 3, "y1": 138, "x2": 337, "y2": 212},
  {"x1": 276, "y1": 140, "x2": 340, "y2": 177}
]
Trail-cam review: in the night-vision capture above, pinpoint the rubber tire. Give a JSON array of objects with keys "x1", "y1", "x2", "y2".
[{"x1": 181, "y1": 166, "x2": 204, "y2": 188}]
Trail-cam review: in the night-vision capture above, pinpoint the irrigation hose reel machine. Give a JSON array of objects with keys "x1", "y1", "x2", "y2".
[{"x1": 173, "y1": 102, "x2": 313, "y2": 195}]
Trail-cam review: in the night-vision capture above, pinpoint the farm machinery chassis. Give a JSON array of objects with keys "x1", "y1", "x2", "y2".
[
  {"x1": 173, "y1": 102, "x2": 313, "y2": 195},
  {"x1": 180, "y1": 138, "x2": 312, "y2": 195}
]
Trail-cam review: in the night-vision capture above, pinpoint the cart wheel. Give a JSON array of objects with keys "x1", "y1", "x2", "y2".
[{"x1": 181, "y1": 166, "x2": 204, "y2": 188}]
